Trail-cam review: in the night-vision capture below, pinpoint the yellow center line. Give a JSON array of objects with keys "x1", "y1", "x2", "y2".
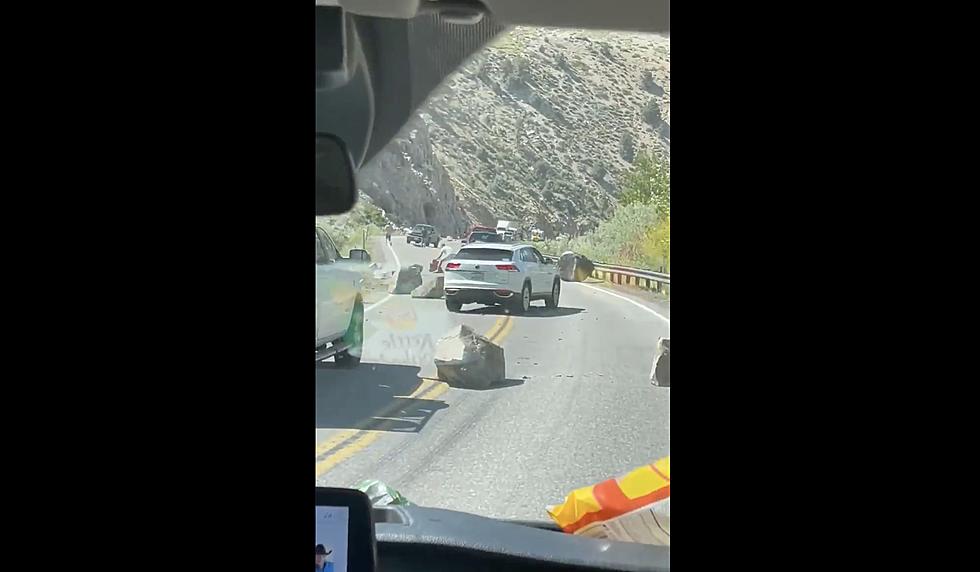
[
  {"x1": 315, "y1": 377, "x2": 438, "y2": 459},
  {"x1": 315, "y1": 313, "x2": 516, "y2": 479},
  {"x1": 314, "y1": 429, "x2": 359, "y2": 458},
  {"x1": 483, "y1": 315, "x2": 508, "y2": 341},
  {"x1": 490, "y1": 314, "x2": 515, "y2": 343},
  {"x1": 315, "y1": 381, "x2": 450, "y2": 477}
]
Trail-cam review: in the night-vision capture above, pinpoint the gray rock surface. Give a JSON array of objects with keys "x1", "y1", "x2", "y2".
[
  {"x1": 652, "y1": 337, "x2": 670, "y2": 387},
  {"x1": 391, "y1": 264, "x2": 423, "y2": 294},
  {"x1": 411, "y1": 275, "x2": 445, "y2": 299},
  {"x1": 433, "y1": 324, "x2": 505, "y2": 390},
  {"x1": 558, "y1": 251, "x2": 595, "y2": 282},
  {"x1": 357, "y1": 28, "x2": 670, "y2": 237}
]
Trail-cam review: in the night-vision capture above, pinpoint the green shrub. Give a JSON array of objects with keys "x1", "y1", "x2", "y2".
[
  {"x1": 316, "y1": 199, "x2": 387, "y2": 256},
  {"x1": 539, "y1": 153, "x2": 669, "y2": 272},
  {"x1": 620, "y1": 153, "x2": 669, "y2": 217}
]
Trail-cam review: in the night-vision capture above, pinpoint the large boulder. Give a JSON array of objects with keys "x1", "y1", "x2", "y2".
[
  {"x1": 412, "y1": 275, "x2": 445, "y2": 299},
  {"x1": 651, "y1": 337, "x2": 670, "y2": 387},
  {"x1": 390, "y1": 264, "x2": 423, "y2": 294},
  {"x1": 433, "y1": 324, "x2": 505, "y2": 389},
  {"x1": 558, "y1": 251, "x2": 595, "y2": 282}
]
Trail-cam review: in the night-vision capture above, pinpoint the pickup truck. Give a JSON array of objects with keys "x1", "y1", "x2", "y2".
[
  {"x1": 407, "y1": 224, "x2": 440, "y2": 247},
  {"x1": 315, "y1": 226, "x2": 370, "y2": 366}
]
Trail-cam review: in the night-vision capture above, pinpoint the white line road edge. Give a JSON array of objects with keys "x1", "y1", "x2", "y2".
[
  {"x1": 572, "y1": 282, "x2": 670, "y2": 384},
  {"x1": 365, "y1": 238, "x2": 402, "y2": 313},
  {"x1": 574, "y1": 282, "x2": 670, "y2": 324}
]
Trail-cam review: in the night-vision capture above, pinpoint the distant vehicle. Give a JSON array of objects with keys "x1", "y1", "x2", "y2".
[
  {"x1": 407, "y1": 224, "x2": 439, "y2": 247},
  {"x1": 531, "y1": 229, "x2": 544, "y2": 242},
  {"x1": 496, "y1": 220, "x2": 521, "y2": 242},
  {"x1": 444, "y1": 243, "x2": 561, "y2": 314},
  {"x1": 461, "y1": 225, "x2": 496, "y2": 244},
  {"x1": 464, "y1": 230, "x2": 503, "y2": 244},
  {"x1": 315, "y1": 226, "x2": 369, "y2": 366},
  {"x1": 496, "y1": 220, "x2": 517, "y2": 236}
]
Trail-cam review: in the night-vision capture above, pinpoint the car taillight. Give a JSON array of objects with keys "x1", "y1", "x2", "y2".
[
  {"x1": 445, "y1": 262, "x2": 461, "y2": 270},
  {"x1": 495, "y1": 264, "x2": 518, "y2": 271}
]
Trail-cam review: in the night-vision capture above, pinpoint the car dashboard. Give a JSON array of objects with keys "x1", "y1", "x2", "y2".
[{"x1": 374, "y1": 505, "x2": 670, "y2": 572}]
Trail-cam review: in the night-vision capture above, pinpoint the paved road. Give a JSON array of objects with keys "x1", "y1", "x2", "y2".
[{"x1": 315, "y1": 236, "x2": 670, "y2": 521}]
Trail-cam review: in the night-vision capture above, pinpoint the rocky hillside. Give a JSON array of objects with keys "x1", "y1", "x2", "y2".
[{"x1": 357, "y1": 27, "x2": 670, "y2": 237}]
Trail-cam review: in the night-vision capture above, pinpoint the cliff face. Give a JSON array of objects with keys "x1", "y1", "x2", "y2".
[
  {"x1": 357, "y1": 123, "x2": 470, "y2": 236},
  {"x1": 358, "y1": 27, "x2": 670, "y2": 237}
]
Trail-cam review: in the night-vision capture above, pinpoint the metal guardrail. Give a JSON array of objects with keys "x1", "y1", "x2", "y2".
[{"x1": 541, "y1": 254, "x2": 670, "y2": 293}]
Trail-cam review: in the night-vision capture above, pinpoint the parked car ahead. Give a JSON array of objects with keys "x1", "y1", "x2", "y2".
[
  {"x1": 464, "y1": 230, "x2": 502, "y2": 244},
  {"x1": 315, "y1": 226, "x2": 369, "y2": 366},
  {"x1": 407, "y1": 224, "x2": 440, "y2": 247},
  {"x1": 461, "y1": 225, "x2": 497, "y2": 244},
  {"x1": 444, "y1": 243, "x2": 560, "y2": 314}
]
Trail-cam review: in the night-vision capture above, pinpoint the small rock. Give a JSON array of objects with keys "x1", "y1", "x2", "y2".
[
  {"x1": 652, "y1": 337, "x2": 670, "y2": 387},
  {"x1": 390, "y1": 265, "x2": 423, "y2": 294}
]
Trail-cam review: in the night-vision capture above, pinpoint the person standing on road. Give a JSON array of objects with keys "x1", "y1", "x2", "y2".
[
  {"x1": 385, "y1": 225, "x2": 392, "y2": 245},
  {"x1": 431, "y1": 241, "x2": 454, "y2": 273}
]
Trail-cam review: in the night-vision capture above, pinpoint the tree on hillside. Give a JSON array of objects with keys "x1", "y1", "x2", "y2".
[
  {"x1": 620, "y1": 153, "x2": 670, "y2": 217},
  {"x1": 643, "y1": 216, "x2": 670, "y2": 273}
]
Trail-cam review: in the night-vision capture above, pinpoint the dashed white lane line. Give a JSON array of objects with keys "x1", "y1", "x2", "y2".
[
  {"x1": 574, "y1": 282, "x2": 670, "y2": 325},
  {"x1": 365, "y1": 238, "x2": 402, "y2": 313}
]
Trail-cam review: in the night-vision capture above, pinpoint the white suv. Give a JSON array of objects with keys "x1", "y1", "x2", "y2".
[
  {"x1": 315, "y1": 226, "x2": 367, "y2": 366},
  {"x1": 444, "y1": 244, "x2": 560, "y2": 314}
]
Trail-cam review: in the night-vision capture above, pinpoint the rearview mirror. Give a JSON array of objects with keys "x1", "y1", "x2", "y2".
[
  {"x1": 316, "y1": 133, "x2": 356, "y2": 215},
  {"x1": 348, "y1": 248, "x2": 371, "y2": 263}
]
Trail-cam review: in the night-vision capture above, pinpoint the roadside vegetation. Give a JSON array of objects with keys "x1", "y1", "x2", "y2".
[
  {"x1": 316, "y1": 195, "x2": 388, "y2": 256},
  {"x1": 541, "y1": 153, "x2": 669, "y2": 272}
]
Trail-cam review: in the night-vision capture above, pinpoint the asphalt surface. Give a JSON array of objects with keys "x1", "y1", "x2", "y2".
[{"x1": 315, "y1": 236, "x2": 670, "y2": 521}]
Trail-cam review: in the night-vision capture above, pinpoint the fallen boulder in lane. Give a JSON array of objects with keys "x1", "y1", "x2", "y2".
[
  {"x1": 433, "y1": 324, "x2": 505, "y2": 389},
  {"x1": 558, "y1": 251, "x2": 595, "y2": 282},
  {"x1": 412, "y1": 275, "x2": 445, "y2": 299},
  {"x1": 390, "y1": 264, "x2": 423, "y2": 294}
]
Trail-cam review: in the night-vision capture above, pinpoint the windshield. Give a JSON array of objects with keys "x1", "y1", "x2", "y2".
[{"x1": 316, "y1": 26, "x2": 669, "y2": 523}]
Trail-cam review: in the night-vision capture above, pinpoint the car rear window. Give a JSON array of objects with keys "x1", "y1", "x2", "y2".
[{"x1": 456, "y1": 248, "x2": 513, "y2": 261}]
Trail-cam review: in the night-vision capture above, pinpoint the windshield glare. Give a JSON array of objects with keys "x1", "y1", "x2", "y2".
[{"x1": 316, "y1": 25, "x2": 669, "y2": 524}]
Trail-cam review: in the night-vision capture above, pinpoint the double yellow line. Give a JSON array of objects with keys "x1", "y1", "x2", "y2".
[{"x1": 315, "y1": 313, "x2": 514, "y2": 479}]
